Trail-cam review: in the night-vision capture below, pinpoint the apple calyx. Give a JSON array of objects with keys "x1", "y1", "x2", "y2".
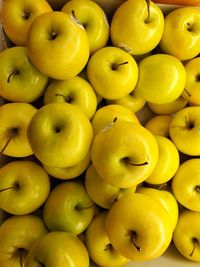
[
  {"x1": 189, "y1": 237, "x2": 199, "y2": 257},
  {"x1": 124, "y1": 157, "x2": 148, "y2": 167},
  {"x1": 145, "y1": 0, "x2": 151, "y2": 24},
  {"x1": 35, "y1": 257, "x2": 45, "y2": 267},
  {"x1": 111, "y1": 61, "x2": 128, "y2": 71},
  {"x1": 22, "y1": 10, "x2": 32, "y2": 20},
  {"x1": 0, "y1": 181, "x2": 20, "y2": 193},
  {"x1": 131, "y1": 231, "x2": 141, "y2": 252},
  {"x1": 55, "y1": 93, "x2": 73, "y2": 103},
  {"x1": 196, "y1": 74, "x2": 200, "y2": 82},
  {"x1": 75, "y1": 204, "x2": 94, "y2": 211},
  {"x1": 7, "y1": 69, "x2": 20, "y2": 83},
  {"x1": 104, "y1": 243, "x2": 114, "y2": 252},
  {"x1": 1, "y1": 127, "x2": 19, "y2": 154}
]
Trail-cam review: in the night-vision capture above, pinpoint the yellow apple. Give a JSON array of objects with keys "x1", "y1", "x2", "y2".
[
  {"x1": 91, "y1": 104, "x2": 139, "y2": 136},
  {"x1": 91, "y1": 121, "x2": 159, "y2": 188},
  {"x1": 87, "y1": 46, "x2": 138, "y2": 100},
  {"x1": 173, "y1": 210, "x2": 200, "y2": 261},
  {"x1": 25, "y1": 231, "x2": 89, "y2": 267},
  {"x1": 134, "y1": 54, "x2": 186, "y2": 104},
  {"x1": 43, "y1": 76, "x2": 97, "y2": 120},
  {"x1": 172, "y1": 158, "x2": 200, "y2": 212},
  {"x1": 169, "y1": 106, "x2": 200, "y2": 156},
  {"x1": 105, "y1": 193, "x2": 172, "y2": 261},
  {"x1": 27, "y1": 103, "x2": 93, "y2": 168},
  {"x1": 85, "y1": 164, "x2": 136, "y2": 209},
  {"x1": 145, "y1": 115, "x2": 173, "y2": 137},
  {"x1": 86, "y1": 211, "x2": 129, "y2": 267},
  {"x1": 0, "y1": 160, "x2": 50, "y2": 215},
  {"x1": 0, "y1": 214, "x2": 47, "y2": 267},
  {"x1": 1, "y1": 0, "x2": 52, "y2": 45},
  {"x1": 110, "y1": 0, "x2": 164, "y2": 56},
  {"x1": 27, "y1": 11, "x2": 89, "y2": 80},
  {"x1": 62, "y1": 0, "x2": 109, "y2": 55},
  {"x1": 137, "y1": 187, "x2": 179, "y2": 231},
  {"x1": 160, "y1": 7, "x2": 200, "y2": 61},
  {"x1": 145, "y1": 135, "x2": 180, "y2": 185},
  {"x1": 0, "y1": 103, "x2": 37, "y2": 157}
]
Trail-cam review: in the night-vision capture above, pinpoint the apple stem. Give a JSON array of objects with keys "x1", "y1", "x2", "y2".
[
  {"x1": 18, "y1": 248, "x2": 27, "y2": 267},
  {"x1": 1, "y1": 135, "x2": 12, "y2": 154},
  {"x1": 104, "y1": 243, "x2": 114, "y2": 252},
  {"x1": 185, "y1": 116, "x2": 194, "y2": 129},
  {"x1": 158, "y1": 183, "x2": 168, "y2": 191},
  {"x1": 184, "y1": 89, "x2": 191, "y2": 97},
  {"x1": 55, "y1": 93, "x2": 72, "y2": 103},
  {"x1": 195, "y1": 185, "x2": 200, "y2": 193},
  {"x1": 112, "y1": 61, "x2": 128, "y2": 70},
  {"x1": 131, "y1": 231, "x2": 141, "y2": 252},
  {"x1": 35, "y1": 257, "x2": 45, "y2": 267},
  {"x1": 145, "y1": 0, "x2": 151, "y2": 23},
  {"x1": 1, "y1": 128, "x2": 19, "y2": 154},
  {"x1": 189, "y1": 237, "x2": 199, "y2": 257},
  {"x1": 125, "y1": 158, "x2": 148, "y2": 166},
  {"x1": 75, "y1": 204, "x2": 95, "y2": 211},
  {"x1": 0, "y1": 186, "x2": 15, "y2": 193},
  {"x1": 7, "y1": 70, "x2": 20, "y2": 83}
]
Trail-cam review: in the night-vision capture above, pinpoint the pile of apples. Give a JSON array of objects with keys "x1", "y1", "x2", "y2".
[{"x1": 0, "y1": 0, "x2": 200, "y2": 266}]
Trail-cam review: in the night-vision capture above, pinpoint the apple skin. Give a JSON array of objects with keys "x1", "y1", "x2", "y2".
[
  {"x1": 24, "y1": 231, "x2": 90, "y2": 267},
  {"x1": 43, "y1": 76, "x2": 97, "y2": 120},
  {"x1": 105, "y1": 193, "x2": 172, "y2": 261},
  {"x1": 85, "y1": 211, "x2": 129, "y2": 267},
  {"x1": 91, "y1": 121, "x2": 159, "y2": 188},
  {"x1": 27, "y1": 11, "x2": 89, "y2": 80},
  {"x1": 110, "y1": 0, "x2": 164, "y2": 56},
  {"x1": 173, "y1": 210, "x2": 200, "y2": 261},
  {"x1": 27, "y1": 103, "x2": 93, "y2": 168},
  {"x1": 169, "y1": 106, "x2": 200, "y2": 156},
  {"x1": 134, "y1": 54, "x2": 186, "y2": 104},
  {"x1": 172, "y1": 158, "x2": 200, "y2": 212},
  {"x1": 145, "y1": 115, "x2": 173, "y2": 137},
  {"x1": 87, "y1": 46, "x2": 138, "y2": 100},
  {"x1": 160, "y1": 7, "x2": 200, "y2": 61},
  {"x1": 0, "y1": 103, "x2": 37, "y2": 157},
  {"x1": 43, "y1": 181, "x2": 95, "y2": 235},
  {"x1": 0, "y1": 214, "x2": 47, "y2": 267},
  {"x1": 1, "y1": 0, "x2": 52, "y2": 45},
  {"x1": 62, "y1": 0, "x2": 109, "y2": 55},
  {"x1": 0, "y1": 160, "x2": 50, "y2": 215},
  {"x1": 0, "y1": 46, "x2": 48, "y2": 103}
]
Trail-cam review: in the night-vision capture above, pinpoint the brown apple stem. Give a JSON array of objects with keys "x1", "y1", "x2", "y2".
[
  {"x1": 55, "y1": 93, "x2": 72, "y2": 103},
  {"x1": 158, "y1": 183, "x2": 168, "y2": 190},
  {"x1": 75, "y1": 204, "x2": 95, "y2": 211},
  {"x1": 145, "y1": 0, "x2": 151, "y2": 23},
  {"x1": 131, "y1": 231, "x2": 141, "y2": 252},
  {"x1": 185, "y1": 116, "x2": 194, "y2": 129},
  {"x1": 104, "y1": 243, "x2": 114, "y2": 252},
  {"x1": 184, "y1": 89, "x2": 192, "y2": 97},
  {"x1": 189, "y1": 237, "x2": 199, "y2": 257},
  {"x1": 0, "y1": 186, "x2": 15, "y2": 193},
  {"x1": 1, "y1": 135, "x2": 12, "y2": 154},
  {"x1": 7, "y1": 70, "x2": 20, "y2": 83},
  {"x1": 1, "y1": 128, "x2": 19, "y2": 154},
  {"x1": 35, "y1": 257, "x2": 45, "y2": 267},
  {"x1": 112, "y1": 61, "x2": 128, "y2": 70},
  {"x1": 18, "y1": 248, "x2": 27, "y2": 267},
  {"x1": 113, "y1": 190, "x2": 121, "y2": 202},
  {"x1": 125, "y1": 158, "x2": 148, "y2": 166},
  {"x1": 195, "y1": 185, "x2": 200, "y2": 193}
]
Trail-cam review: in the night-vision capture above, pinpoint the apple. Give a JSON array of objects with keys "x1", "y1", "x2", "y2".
[
  {"x1": 110, "y1": 0, "x2": 164, "y2": 56},
  {"x1": 105, "y1": 193, "x2": 172, "y2": 261},
  {"x1": 172, "y1": 158, "x2": 200, "y2": 212},
  {"x1": 43, "y1": 76, "x2": 97, "y2": 120},
  {"x1": 173, "y1": 210, "x2": 200, "y2": 261},
  {"x1": 91, "y1": 121, "x2": 159, "y2": 188},
  {"x1": 0, "y1": 46, "x2": 48, "y2": 103},
  {"x1": 62, "y1": 0, "x2": 109, "y2": 55},
  {"x1": 147, "y1": 96, "x2": 188, "y2": 115},
  {"x1": 0, "y1": 0, "x2": 52, "y2": 46},
  {"x1": 25, "y1": 231, "x2": 89, "y2": 267},
  {"x1": 85, "y1": 211, "x2": 129, "y2": 267},
  {"x1": 182, "y1": 57, "x2": 200, "y2": 106},
  {"x1": 85, "y1": 164, "x2": 136, "y2": 209},
  {"x1": 0, "y1": 214, "x2": 47, "y2": 267},
  {"x1": 169, "y1": 106, "x2": 200, "y2": 156},
  {"x1": 145, "y1": 135, "x2": 180, "y2": 185},
  {"x1": 159, "y1": 7, "x2": 200, "y2": 61},
  {"x1": 91, "y1": 104, "x2": 139, "y2": 136},
  {"x1": 0, "y1": 103, "x2": 37, "y2": 157},
  {"x1": 87, "y1": 46, "x2": 138, "y2": 100},
  {"x1": 27, "y1": 11, "x2": 89, "y2": 80},
  {"x1": 137, "y1": 187, "x2": 179, "y2": 231},
  {"x1": 134, "y1": 54, "x2": 186, "y2": 104},
  {"x1": 107, "y1": 91, "x2": 146, "y2": 114},
  {"x1": 27, "y1": 102, "x2": 93, "y2": 168},
  {"x1": 43, "y1": 151, "x2": 91, "y2": 180},
  {"x1": 43, "y1": 181, "x2": 95, "y2": 235},
  {"x1": 145, "y1": 115, "x2": 173, "y2": 137},
  {"x1": 0, "y1": 160, "x2": 50, "y2": 215}
]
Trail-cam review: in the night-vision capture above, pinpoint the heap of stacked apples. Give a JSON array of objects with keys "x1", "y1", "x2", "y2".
[{"x1": 0, "y1": 0, "x2": 200, "y2": 266}]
